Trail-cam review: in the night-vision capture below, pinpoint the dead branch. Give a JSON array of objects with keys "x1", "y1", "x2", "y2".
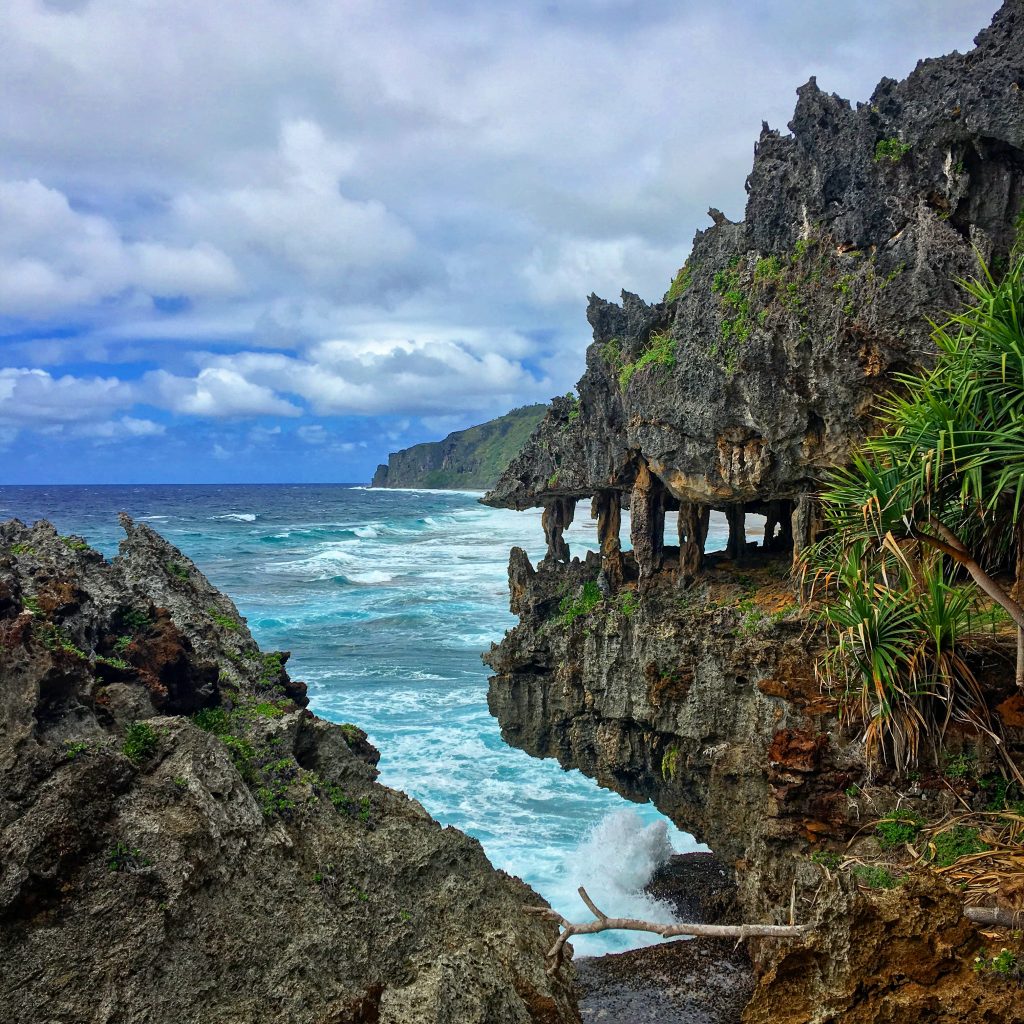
[
  {"x1": 964, "y1": 906, "x2": 1023, "y2": 928},
  {"x1": 524, "y1": 886, "x2": 810, "y2": 975},
  {"x1": 524, "y1": 887, "x2": 1022, "y2": 975}
]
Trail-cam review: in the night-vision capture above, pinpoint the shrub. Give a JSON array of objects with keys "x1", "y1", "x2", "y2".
[
  {"x1": 809, "y1": 252, "x2": 1024, "y2": 771},
  {"x1": 810, "y1": 849, "x2": 843, "y2": 870},
  {"x1": 944, "y1": 752, "x2": 977, "y2": 780},
  {"x1": 874, "y1": 138, "x2": 911, "y2": 163},
  {"x1": 929, "y1": 825, "x2": 989, "y2": 867},
  {"x1": 209, "y1": 609, "x2": 239, "y2": 631},
  {"x1": 340, "y1": 723, "x2": 363, "y2": 745},
  {"x1": 665, "y1": 261, "x2": 693, "y2": 302},
  {"x1": 559, "y1": 580, "x2": 602, "y2": 626},
  {"x1": 121, "y1": 609, "x2": 150, "y2": 633},
  {"x1": 253, "y1": 701, "x2": 286, "y2": 718},
  {"x1": 122, "y1": 722, "x2": 158, "y2": 763},
  {"x1": 618, "y1": 331, "x2": 676, "y2": 391},
  {"x1": 853, "y1": 865, "x2": 901, "y2": 889},
  {"x1": 876, "y1": 811, "x2": 924, "y2": 849},
  {"x1": 167, "y1": 561, "x2": 189, "y2": 580},
  {"x1": 107, "y1": 842, "x2": 141, "y2": 873},
  {"x1": 973, "y1": 947, "x2": 1022, "y2": 979},
  {"x1": 193, "y1": 707, "x2": 231, "y2": 734}
]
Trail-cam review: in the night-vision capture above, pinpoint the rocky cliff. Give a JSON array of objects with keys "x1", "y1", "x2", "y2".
[
  {"x1": 485, "y1": 0, "x2": 1024, "y2": 560},
  {"x1": 371, "y1": 404, "x2": 546, "y2": 490},
  {"x1": 484, "y1": 3, "x2": 1024, "y2": 1020},
  {"x1": 0, "y1": 516, "x2": 577, "y2": 1023}
]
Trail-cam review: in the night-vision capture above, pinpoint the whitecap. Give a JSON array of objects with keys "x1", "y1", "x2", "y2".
[
  {"x1": 347, "y1": 569, "x2": 395, "y2": 584},
  {"x1": 213, "y1": 512, "x2": 257, "y2": 522}
]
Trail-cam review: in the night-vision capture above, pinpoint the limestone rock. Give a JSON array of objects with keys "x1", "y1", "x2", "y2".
[
  {"x1": 0, "y1": 517, "x2": 578, "y2": 1024},
  {"x1": 485, "y1": 1, "x2": 1024, "y2": 514}
]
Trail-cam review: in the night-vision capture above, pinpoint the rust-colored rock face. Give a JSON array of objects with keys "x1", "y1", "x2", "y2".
[
  {"x1": 768, "y1": 728, "x2": 826, "y2": 775},
  {"x1": 744, "y1": 874, "x2": 1022, "y2": 1024}
]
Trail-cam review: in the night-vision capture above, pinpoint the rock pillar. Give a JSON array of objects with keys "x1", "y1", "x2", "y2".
[
  {"x1": 541, "y1": 497, "x2": 576, "y2": 563},
  {"x1": 630, "y1": 463, "x2": 666, "y2": 579},
  {"x1": 678, "y1": 501, "x2": 710, "y2": 581},
  {"x1": 725, "y1": 504, "x2": 746, "y2": 563},
  {"x1": 591, "y1": 490, "x2": 623, "y2": 589},
  {"x1": 791, "y1": 493, "x2": 819, "y2": 567}
]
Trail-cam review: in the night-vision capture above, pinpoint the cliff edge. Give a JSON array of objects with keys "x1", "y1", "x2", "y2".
[
  {"x1": 484, "y1": 3, "x2": 1024, "y2": 1020},
  {"x1": 372, "y1": 404, "x2": 546, "y2": 490},
  {"x1": 0, "y1": 516, "x2": 577, "y2": 1023}
]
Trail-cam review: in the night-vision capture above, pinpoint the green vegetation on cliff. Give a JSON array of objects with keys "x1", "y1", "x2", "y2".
[
  {"x1": 811, "y1": 250, "x2": 1024, "y2": 772},
  {"x1": 371, "y1": 404, "x2": 546, "y2": 489}
]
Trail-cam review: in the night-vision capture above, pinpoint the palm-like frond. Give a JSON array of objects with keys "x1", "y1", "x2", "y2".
[{"x1": 810, "y1": 252, "x2": 1024, "y2": 774}]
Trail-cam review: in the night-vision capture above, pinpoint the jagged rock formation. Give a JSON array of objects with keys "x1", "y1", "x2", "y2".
[
  {"x1": 0, "y1": 517, "x2": 577, "y2": 1024},
  {"x1": 484, "y1": 4, "x2": 1024, "y2": 1019},
  {"x1": 484, "y1": 0, "x2": 1024, "y2": 576},
  {"x1": 485, "y1": 552, "x2": 1024, "y2": 1020},
  {"x1": 371, "y1": 404, "x2": 546, "y2": 490},
  {"x1": 745, "y1": 873, "x2": 1022, "y2": 1024}
]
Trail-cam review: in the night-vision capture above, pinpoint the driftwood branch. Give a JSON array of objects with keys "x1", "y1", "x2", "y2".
[
  {"x1": 524, "y1": 886, "x2": 810, "y2": 975},
  {"x1": 525, "y1": 888, "x2": 1021, "y2": 975},
  {"x1": 965, "y1": 906, "x2": 1023, "y2": 928}
]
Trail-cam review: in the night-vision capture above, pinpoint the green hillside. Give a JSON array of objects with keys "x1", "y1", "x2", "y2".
[{"x1": 371, "y1": 404, "x2": 547, "y2": 490}]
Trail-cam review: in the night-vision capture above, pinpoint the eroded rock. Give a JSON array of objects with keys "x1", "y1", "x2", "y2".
[{"x1": 0, "y1": 517, "x2": 578, "y2": 1024}]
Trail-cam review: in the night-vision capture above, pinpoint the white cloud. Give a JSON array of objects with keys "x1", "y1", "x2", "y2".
[
  {"x1": 297, "y1": 424, "x2": 328, "y2": 444},
  {"x1": 143, "y1": 367, "x2": 302, "y2": 418},
  {"x1": 75, "y1": 416, "x2": 166, "y2": 439},
  {"x1": 0, "y1": 178, "x2": 239, "y2": 318},
  {"x1": 522, "y1": 236, "x2": 683, "y2": 306},
  {"x1": 0, "y1": 0, "x2": 1001, "y2": 455},
  {"x1": 0, "y1": 367, "x2": 135, "y2": 423},
  {"x1": 174, "y1": 120, "x2": 416, "y2": 293},
  {"x1": 191, "y1": 335, "x2": 551, "y2": 416}
]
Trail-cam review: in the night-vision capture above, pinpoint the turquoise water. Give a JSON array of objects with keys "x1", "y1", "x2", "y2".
[{"x1": 0, "y1": 483, "x2": 716, "y2": 953}]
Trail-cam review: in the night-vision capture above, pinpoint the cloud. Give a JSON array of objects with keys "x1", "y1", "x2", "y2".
[
  {"x1": 143, "y1": 367, "x2": 302, "y2": 418},
  {"x1": 74, "y1": 416, "x2": 166, "y2": 440},
  {"x1": 0, "y1": 0, "x2": 1001, "y2": 480},
  {"x1": 0, "y1": 367, "x2": 136, "y2": 423},
  {"x1": 190, "y1": 335, "x2": 551, "y2": 417},
  {"x1": 174, "y1": 120, "x2": 419, "y2": 298},
  {"x1": 522, "y1": 236, "x2": 683, "y2": 306},
  {"x1": 0, "y1": 178, "x2": 239, "y2": 318}
]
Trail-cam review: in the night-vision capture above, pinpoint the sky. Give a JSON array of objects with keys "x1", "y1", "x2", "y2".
[{"x1": 0, "y1": 0, "x2": 1001, "y2": 484}]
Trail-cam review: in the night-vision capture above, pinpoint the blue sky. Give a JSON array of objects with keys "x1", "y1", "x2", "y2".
[{"x1": 0, "y1": 0, "x2": 999, "y2": 483}]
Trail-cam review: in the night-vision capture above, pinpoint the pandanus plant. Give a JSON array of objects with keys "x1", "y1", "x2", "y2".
[{"x1": 809, "y1": 249, "x2": 1024, "y2": 775}]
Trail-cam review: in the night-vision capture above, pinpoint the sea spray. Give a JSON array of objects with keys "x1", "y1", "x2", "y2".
[
  {"x1": 546, "y1": 809, "x2": 681, "y2": 956},
  {"x1": 0, "y1": 483, "x2": 711, "y2": 955}
]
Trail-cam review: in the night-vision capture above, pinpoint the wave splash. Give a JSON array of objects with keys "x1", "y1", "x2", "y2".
[{"x1": 549, "y1": 809, "x2": 679, "y2": 956}]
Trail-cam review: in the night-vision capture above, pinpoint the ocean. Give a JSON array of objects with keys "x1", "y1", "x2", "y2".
[{"x1": 0, "y1": 483, "x2": 730, "y2": 953}]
